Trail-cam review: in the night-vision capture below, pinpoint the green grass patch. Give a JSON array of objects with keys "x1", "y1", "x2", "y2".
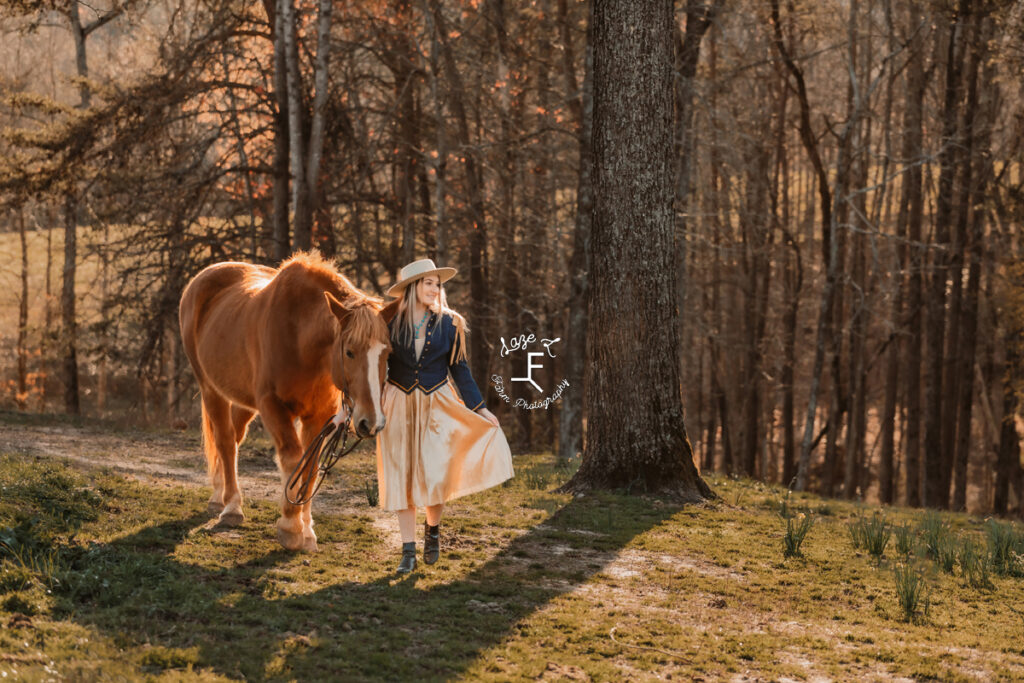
[{"x1": 1, "y1": 436, "x2": 1024, "y2": 680}]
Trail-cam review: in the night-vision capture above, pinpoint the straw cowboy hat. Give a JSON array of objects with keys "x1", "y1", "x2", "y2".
[{"x1": 386, "y1": 258, "x2": 457, "y2": 298}]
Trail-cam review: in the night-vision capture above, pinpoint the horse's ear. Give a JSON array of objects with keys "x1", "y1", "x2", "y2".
[
  {"x1": 324, "y1": 291, "x2": 351, "y2": 324},
  {"x1": 381, "y1": 297, "x2": 401, "y2": 325}
]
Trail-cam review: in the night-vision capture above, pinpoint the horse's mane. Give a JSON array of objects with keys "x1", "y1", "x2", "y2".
[{"x1": 278, "y1": 251, "x2": 388, "y2": 346}]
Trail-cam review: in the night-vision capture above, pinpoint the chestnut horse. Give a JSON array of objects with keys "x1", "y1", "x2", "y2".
[{"x1": 179, "y1": 252, "x2": 399, "y2": 551}]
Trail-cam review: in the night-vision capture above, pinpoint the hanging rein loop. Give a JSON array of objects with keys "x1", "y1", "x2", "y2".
[{"x1": 285, "y1": 380, "x2": 367, "y2": 506}]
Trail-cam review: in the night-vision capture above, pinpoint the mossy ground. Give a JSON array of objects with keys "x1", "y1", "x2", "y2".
[{"x1": 1, "y1": 419, "x2": 1023, "y2": 681}]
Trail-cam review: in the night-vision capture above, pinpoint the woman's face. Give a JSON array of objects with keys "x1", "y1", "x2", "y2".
[{"x1": 416, "y1": 276, "x2": 440, "y2": 308}]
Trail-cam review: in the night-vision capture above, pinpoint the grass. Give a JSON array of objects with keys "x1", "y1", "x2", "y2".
[
  {"x1": 2, "y1": 433, "x2": 1024, "y2": 680},
  {"x1": 779, "y1": 494, "x2": 814, "y2": 558},
  {"x1": 893, "y1": 562, "x2": 928, "y2": 622},
  {"x1": 919, "y1": 510, "x2": 952, "y2": 559},
  {"x1": 893, "y1": 520, "x2": 915, "y2": 556},
  {"x1": 987, "y1": 519, "x2": 1024, "y2": 576},
  {"x1": 848, "y1": 512, "x2": 891, "y2": 559},
  {"x1": 959, "y1": 537, "x2": 991, "y2": 589}
]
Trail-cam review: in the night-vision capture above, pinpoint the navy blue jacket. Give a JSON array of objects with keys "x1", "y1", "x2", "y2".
[{"x1": 386, "y1": 312, "x2": 485, "y2": 411}]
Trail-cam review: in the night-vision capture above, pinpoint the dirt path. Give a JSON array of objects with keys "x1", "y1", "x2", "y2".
[{"x1": 0, "y1": 418, "x2": 402, "y2": 545}]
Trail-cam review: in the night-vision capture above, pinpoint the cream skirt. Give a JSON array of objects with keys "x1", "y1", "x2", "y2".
[{"x1": 375, "y1": 380, "x2": 514, "y2": 511}]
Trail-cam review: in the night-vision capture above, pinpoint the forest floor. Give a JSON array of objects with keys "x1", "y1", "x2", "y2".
[{"x1": 1, "y1": 410, "x2": 1024, "y2": 681}]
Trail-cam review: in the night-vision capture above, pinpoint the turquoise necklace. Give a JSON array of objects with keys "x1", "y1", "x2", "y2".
[{"x1": 413, "y1": 309, "x2": 430, "y2": 337}]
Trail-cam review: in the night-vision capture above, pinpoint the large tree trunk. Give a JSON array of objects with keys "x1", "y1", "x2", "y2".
[{"x1": 559, "y1": 0, "x2": 712, "y2": 498}]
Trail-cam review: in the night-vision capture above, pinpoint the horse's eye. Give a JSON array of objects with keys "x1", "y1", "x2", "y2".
[{"x1": 345, "y1": 349, "x2": 354, "y2": 359}]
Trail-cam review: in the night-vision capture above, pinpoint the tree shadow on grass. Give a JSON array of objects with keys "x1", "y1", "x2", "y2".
[{"x1": 44, "y1": 493, "x2": 683, "y2": 680}]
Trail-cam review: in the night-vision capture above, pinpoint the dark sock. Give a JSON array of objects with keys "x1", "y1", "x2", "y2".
[{"x1": 402, "y1": 541, "x2": 416, "y2": 552}]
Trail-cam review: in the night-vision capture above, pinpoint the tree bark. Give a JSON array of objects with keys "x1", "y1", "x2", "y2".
[
  {"x1": 557, "y1": 0, "x2": 592, "y2": 462},
  {"x1": 843, "y1": 0, "x2": 869, "y2": 499},
  {"x1": 60, "y1": 0, "x2": 99, "y2": 415},
  {"x1": 559, "y1": 0, "x2": 712, "y2": 498},
  {"x1": 305, "y1": 0, "x2": 333, "y2": 250},
  {"x1": 16, "y1": 207, "x2": 29, "y2": 411},
  {"x1": 392, "y1": 0, "x2": 418, "y2": 265},
  {"x1": 924, "y1": 1, "x2": 967, "y2": 508},
  {"x1": 994, "y1": 322, "x2": 1022, "y2": 515},
  {"x1": 878, "y1": 0, "x2": 902, "y2": 505},
  {"x1": 674, "y1": 0, "x2": 718, "y2": 426},
  {"x1": 902, "y1": 2, "x2": 929, "y2": 507},
  {"x1": 68, "y1": 1, "x2": 91, "y2": 110},
  {"x1": 740, "y1": 143, "x2": 771, "y2": 478},
  {"x1": 62, "y1": 193, "x2": 80, "y2": 415},
  {"x1": 266, "y1": 0, "x2": 291, "y2": 261},
  {"x1": 952, "y1": 12, "x2": 991, "y2": 511},
  {"x1": 781, "y1": 227, "x2": 801, "y2": 487},
  {"x1": 281, "y1": 0, "x2": 311, "y2": 251}
]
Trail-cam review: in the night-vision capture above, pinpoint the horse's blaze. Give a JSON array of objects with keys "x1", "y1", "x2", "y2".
[{"x1": 365, "y1": 341, "x2": 387, "y2": 434}]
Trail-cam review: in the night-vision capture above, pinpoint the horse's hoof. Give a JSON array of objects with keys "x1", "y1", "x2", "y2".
[
  {"x1": 302, "y1": 535, "x2": 319, "y2": 553},
  {"x1": 207, "y1": 500, "x2": 225, "y2": 516},
  {"x1": 276, "y1": 526, "x2": 305, "y2": 551},
  {"x1": 216, "y1": 510, "x2": 245, "y2": 527}
]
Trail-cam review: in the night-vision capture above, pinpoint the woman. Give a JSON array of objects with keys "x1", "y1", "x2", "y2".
[{"x1": 376, "y1": 258, "x2": 514, "y2": 573}]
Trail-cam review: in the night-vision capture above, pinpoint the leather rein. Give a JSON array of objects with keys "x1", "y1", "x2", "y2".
[{"x1": 284, "y1": 371, "x2": 368, "y2": 506}]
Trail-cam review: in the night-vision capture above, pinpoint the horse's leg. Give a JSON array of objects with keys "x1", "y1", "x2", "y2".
[
  {"x1": 202, "y1": 393, "x2": 246, "y2": 527},
  {"x1": 258, "y1": 395, "x2": 309, "y2": 551},
  {"x1": 201, "y1": 393, "x2": 226, "y2": 516},
  {"x1": 213, "y1": 404, "x2": 255, "y2": 526},
  {"x1": 297, "y1": 412, "x2": 334, "y2": 553}
]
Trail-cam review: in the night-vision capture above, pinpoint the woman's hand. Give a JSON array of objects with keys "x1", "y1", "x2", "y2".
[{"x1": 476, "y1": 407, "x2": 500, "y2": 427}]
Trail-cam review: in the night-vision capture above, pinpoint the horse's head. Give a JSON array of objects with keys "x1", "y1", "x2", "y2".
[{"x1": 324, "y1": 293, "x2": 400, "y2": 438}]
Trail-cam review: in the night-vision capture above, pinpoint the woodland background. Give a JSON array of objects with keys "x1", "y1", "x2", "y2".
[{"x1": 1, "y1": 0, "x2": 1022, "y2": 514}]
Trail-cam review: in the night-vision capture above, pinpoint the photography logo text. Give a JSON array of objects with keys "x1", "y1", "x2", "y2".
[{"x1": 491, "y1": 332, "x2": 569, "y2": 410}]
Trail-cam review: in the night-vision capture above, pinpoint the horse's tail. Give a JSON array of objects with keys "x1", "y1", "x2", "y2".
[{"x1": 200, "y1": 398, "x2": 218, "y2": 482}]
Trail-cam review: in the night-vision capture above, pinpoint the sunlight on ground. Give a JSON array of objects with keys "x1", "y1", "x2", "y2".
[{"x1": 1, "y1": 419, "x2": 1023, "y2": 680}]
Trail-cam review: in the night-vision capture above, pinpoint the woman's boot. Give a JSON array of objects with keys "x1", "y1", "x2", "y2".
[
  {"x1": 424, "y1": 522, "x2": 440, "y2": 565},
  {"x1": 397, "y1": 541, "x2": 417, "y2": 574}
]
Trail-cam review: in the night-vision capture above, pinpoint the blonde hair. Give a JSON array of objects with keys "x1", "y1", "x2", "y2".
[{"x1": 391, "y1": 276, "x2": 469, "y2": 365}]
